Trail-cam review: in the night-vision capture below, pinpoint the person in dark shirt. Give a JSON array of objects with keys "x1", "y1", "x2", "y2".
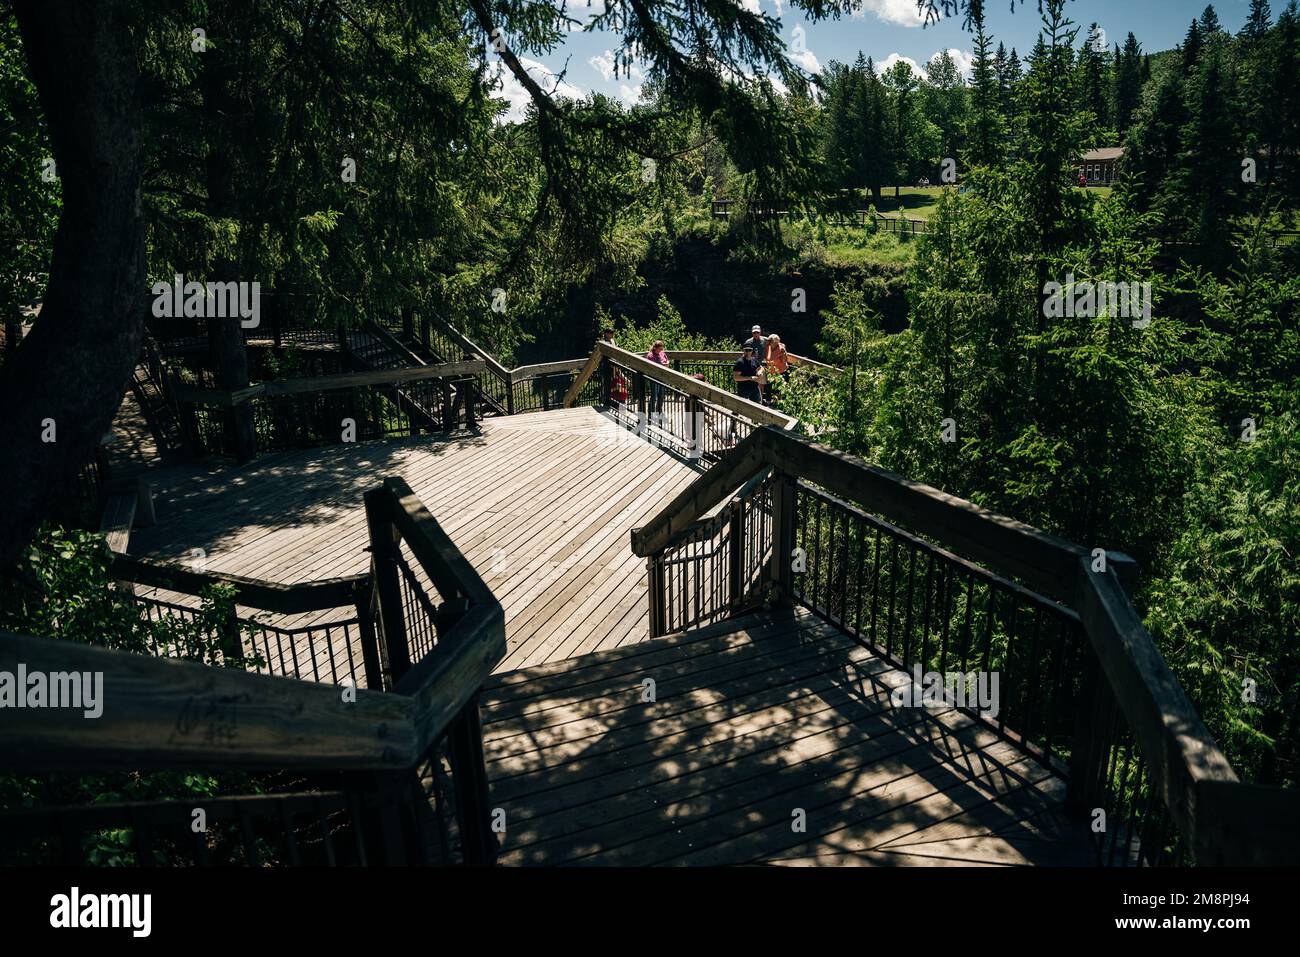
[{"x1": 733, "y1": 346, "x2": 762, "y2": 403}]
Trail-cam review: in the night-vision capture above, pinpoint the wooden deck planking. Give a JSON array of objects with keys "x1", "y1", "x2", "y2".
[
  {"x1": 125, "y1": 407, "x2": 702, "y2": 673},
  {"x1": 480, "y1": 606, "x2": 1095, "y2": 867}
]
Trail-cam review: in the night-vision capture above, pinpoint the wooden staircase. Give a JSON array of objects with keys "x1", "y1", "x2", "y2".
[{"x1": 127, "y1": 335, "x2": 186, "y2": 458}]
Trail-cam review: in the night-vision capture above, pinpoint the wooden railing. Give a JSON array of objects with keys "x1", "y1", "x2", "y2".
[
  {"x1": 396, "y1": 311, "x2": 515, "y2": 416},
  {"x1": 0, "y1": 477, "x2": 506, "y2": 866},
  {"x1": 385, "y1": 311, "x2": 605, "y2": 417},
  {"x1": 171, "y1": 361, "x2": 484, "y2": 459},
  {"x1": 146, "y1": 313, "x2": 341, "y2": 356},
  {"x1": 561, "y1": 342, "x2": 796, "y2": 464},
  {"x1": 112, "y1": 552, "x2": 378, "y2": 689},
  {"x1": 665, "y1": 349, "x2": 839, "y2": 396},
  {"x1": 631, "y1": 426, "x2": 1300, "y2": 866}
]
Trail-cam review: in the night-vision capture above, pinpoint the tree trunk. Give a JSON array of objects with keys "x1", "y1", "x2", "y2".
[
  {"x1": 0, "y1": 0, "x2": 146, "y2": 569},
  {"x1": 200, "y1": 12, "x2": 256, "y2": 462}
]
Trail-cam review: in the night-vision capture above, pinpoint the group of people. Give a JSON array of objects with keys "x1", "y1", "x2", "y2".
[
  {"x1": 598, "y1": 323, "x2": 793, "y2": 408},
  {"x1": 732, "y1": 324, "x2": 792, "y2": 405}
]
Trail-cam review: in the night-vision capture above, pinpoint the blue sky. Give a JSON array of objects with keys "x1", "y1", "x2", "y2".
[{"x1": 493, "y1": 1, "x2": 1252, "y2": 119}]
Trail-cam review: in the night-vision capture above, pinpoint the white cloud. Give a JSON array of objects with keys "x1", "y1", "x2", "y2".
[
  {"x1": 790, "y1": 47, "x2": 821, "y2": 73},
  {"x1": 879, "y1": 52, "x2": 922, "y2": 76},
  {"x1": 589, "y1": 49, "x2": 618, "y2": 81},
  {"x1": 589, "y1": 49, "x2": 646, "y2": 104},
  {"x1": 489, "y1": 57, "x2": 584, "y2": 123},
  {"x1": 853, "y1": 0, "x2": 928, "y2": 28},
  {"x1": 880, "y1": 48, "x2": 976, "y2": 83}
]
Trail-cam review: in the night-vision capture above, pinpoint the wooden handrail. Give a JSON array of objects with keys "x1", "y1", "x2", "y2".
[
  {"x1": 633, "y1": 425, "x2": 1086, "y2": 602},
  {"x1": 562, "y1": 342, "x2": 798, "y2": 430},
  {"x1": 170, "y1": 360, "x2": 487, "y2": 407},
  {"x1": 509, "y1": 358, "x2": 587, "y2": 381},
  {"x1": 110, "y1": 553, "x2": 367, "y2": 615},
  {"x1": 631, "y1": 429, "x2": 771, "y2": 557},
  {"x1": 0, "y1": 629, "x2": 416, "y2": 771},
  {"x1": 382, "y1": 476, "x2": 498, "y2": 611},
  {"x1": 665, "y1": 349, "x2": 841, "y2": 375},
  {"x1": 360, "y1": 316, "x2": 429, "y2": 368},
  {"x1": 424, "y1": 312, "x2": 513, "y2": 382}
]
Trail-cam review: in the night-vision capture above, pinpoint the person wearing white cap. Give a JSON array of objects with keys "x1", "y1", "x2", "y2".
[{"x1": 743, "y1": 324, "x2": 767, "y2": 363}]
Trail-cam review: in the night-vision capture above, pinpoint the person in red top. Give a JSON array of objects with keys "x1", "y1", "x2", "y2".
[{"x1": 645, "y1": 340, "x2": 670, "y2": 417}]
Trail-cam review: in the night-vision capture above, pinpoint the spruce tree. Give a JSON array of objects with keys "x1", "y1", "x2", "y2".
[
  {"x1": 861, "y1": 58, "x2": 892, "y2": 204},
  {"x1": 1112, "y1": 34, "x2": 1144, "y2": 136},
  {"x1": 966, "y1": 7, "x2": 1005, "y2": 167},
  {"x1": 1240, "y1": 0, "x2": 1273, "y2": 42},
  {"x1": 821, "y1": 60, "x2": 867, "y2": 194},
  {"x1": 1237, "y1": 0, "x2": 1274, "y2": 170},
  {"x1": 1200, "y1": 4, "x2": 1223, "y2": 37},
  {"x1": 1267, "y1": 2, "x2": 1300, "y2": 198},
  {"x1": 1077, "y1": 23, "x2": 1110, "y2": 131},
  {"x1": 1182, "y1": 45, "x2": 1244, "y2": 268},
  {"x1": 1182, "y1": 17, "x2": 1204, "y2": 75},
  {"x1": 1122, "y1": 63, "x2": 1192, "y2": 246}
]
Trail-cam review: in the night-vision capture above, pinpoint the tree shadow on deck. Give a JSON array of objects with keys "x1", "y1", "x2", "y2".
[
  {"x1": 127, "y1": 429, "x2": 490, "y2": 576},
  {"x1": 480, "y1": 609, "x2": 1095, "y2": 867}
]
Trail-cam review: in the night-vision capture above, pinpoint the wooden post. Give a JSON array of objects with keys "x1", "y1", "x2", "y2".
[
  {"x1": 687, "y1": 395, "x2": 701, "y2": 460},
  {"x1": 208, "y1": 317, "x2": 256, "y2": 462},
  {"x1": 769, "y1": 473, "x2": 797, "y2": 600},
  {"x1": 647, "y1": 558, "x2": 666, "y2": 638},
  {"x1": 462, "y1": 377, "x2": 478, "y2": 430},
  {"x1": 364, "y1": 488, "x2": 411, "y2": 684},
  {"x1": 728, "y1": 502, "x2": 744, "y2": 610},
  {"x1": 446, "y1": 694, "x2": 497, "y2": 865},
  {"x1": 345, "y1": 769, "x2": 425, "y2": 865}
]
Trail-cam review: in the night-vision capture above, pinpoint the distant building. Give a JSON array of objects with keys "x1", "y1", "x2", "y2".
[{"x1": 1078, "y1": 147, "x2": 1124, "y2": 185}]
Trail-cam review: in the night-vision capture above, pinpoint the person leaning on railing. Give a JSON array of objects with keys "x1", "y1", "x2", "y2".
[
  {"x1": 764, "y1": 334, "x2": 790, "y2": 375},
  {"x1": 733, "y1": 345, "x2": 763, "y2": 404}
]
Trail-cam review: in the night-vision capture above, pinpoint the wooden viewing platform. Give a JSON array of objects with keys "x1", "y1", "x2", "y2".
[
  {"x1": 5, "y1": 337, "x2": 1293, "y2": 869},
  {"x1": 110, "y1": 405, "x2": 1095, "y2": 865},
  {"x1": 126, "y1": 406, "x2": 701, "y2": 671}
]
